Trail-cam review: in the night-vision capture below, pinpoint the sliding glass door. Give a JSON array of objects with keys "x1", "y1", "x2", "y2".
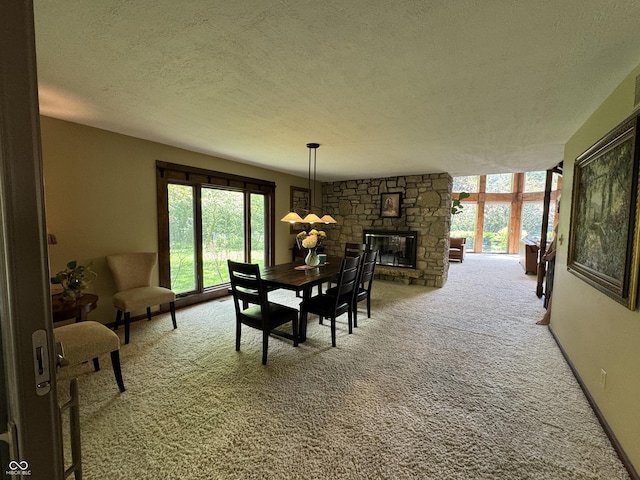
[
  {"x1": 201, "y1": 188, "x2": 246, "y2": 288},
  {"x1": 158, "y1": 162, "x2": 275, "y2": 303},
  {"x1": 168, "y1": 184, "x2": 197, "y2": 293}
]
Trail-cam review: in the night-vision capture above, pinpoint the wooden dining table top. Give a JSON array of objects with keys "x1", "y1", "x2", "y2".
[{"x1": 261, "y1": 256, "x2": 343, "y2": 291}]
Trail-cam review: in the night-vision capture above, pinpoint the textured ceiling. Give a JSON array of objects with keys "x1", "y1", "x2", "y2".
[{"x1": 33, "y1": 0, "x2": 640, "y2": 181}]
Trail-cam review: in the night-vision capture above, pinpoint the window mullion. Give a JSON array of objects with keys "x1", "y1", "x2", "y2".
[{"x1": 194, "y1": 185, "x2": 204, "y2": 292}]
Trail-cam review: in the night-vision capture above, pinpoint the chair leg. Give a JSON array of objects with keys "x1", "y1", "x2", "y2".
[
  {"x1": 348, "y1": 310, "x2": 353, "y2": 334},
  {"x1": 262, "y1": 331, "x2": 269, "y2": 365},
  {"x1": 367, "y1": 296, "x2": 371, "y2": 318},
  {"x1": 170, "y1": 301, "x2": 177, "y2": 329},
  {"x1": 146, "y1": 307, "x2": 152, "y2": 321},
  {"x1": 124, "y1": 312, "x2": 131, "y2": 345},
  {"x1": 319, "y1": 315, "x2": 324, "y2": 325},
  {"x1": 92, "y1": 357, "x2": 100, "y2": 371},
  {"x1": 114, "y1": 310, "x2": 122, "y2": 330},
  {"x1": 110, "y1": 350, "x2": 126, "y2": 392},
  {"x1": 236, "y1": 321, "x2": 241, "y2": 351},
  {"x1": 330, "y1": 317, "x2": 336, "y2": 347},
  {"x1": 353, "y1": 304, "x2": 358, "y2": 328}
]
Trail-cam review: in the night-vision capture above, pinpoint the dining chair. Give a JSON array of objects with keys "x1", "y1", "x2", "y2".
[
  {"x1": 344, "y1": 242, "x2": 367, "y2": 257},
  {"x1": 300, "y1": 255, "x2": 360, "y2": 347},
  {"x1": 352, "y1": 250, "x2": 378, "y2": 327},
  {"x1": 54, "y1": 321, "x2": 126, "y2": 392},
  {"x1": 106, "y1": 252, "x2": 177, "y2": 345},
  {"x1": 227, "y1": 260, "x2": 299, "y2": 365},
  {"x1": 327, "y1": 242, "x2": 367, "y2": 289}
]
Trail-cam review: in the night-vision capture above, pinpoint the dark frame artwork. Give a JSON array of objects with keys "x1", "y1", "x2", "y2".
[
  {"x1": 289, "y1": 186, "x2": 310, "y2": 234},
  {"x1": 568, "y1": 113, "x2": 640, "y2": 310},
  {"x1": 380, "y1": 192, "x2": 402, "y2": 218}
]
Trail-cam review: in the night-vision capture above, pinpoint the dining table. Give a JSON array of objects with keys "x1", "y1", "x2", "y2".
[{"x1": 261, "y1": 256, "x2": 343, "y2": 342}]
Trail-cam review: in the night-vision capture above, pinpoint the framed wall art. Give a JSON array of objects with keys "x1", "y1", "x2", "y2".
[
  {"x1": 567, "y1": 113, "x2": 640, "y2": 310},
  {"x1": 380, "y1": 192, "x2": 402, "y2": 218}
]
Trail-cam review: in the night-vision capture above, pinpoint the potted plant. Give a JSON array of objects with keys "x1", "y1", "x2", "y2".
[
  {"x1": 51, "y1": 260, "x2": 97, "y2": 301},
  {"x1": 451, "y1": 191, "x2": 470, "y2": 215}
]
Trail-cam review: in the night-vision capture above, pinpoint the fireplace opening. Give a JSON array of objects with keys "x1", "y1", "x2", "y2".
[{"x1": 363, "y1": 230, "x2": 418, "y2": 269}]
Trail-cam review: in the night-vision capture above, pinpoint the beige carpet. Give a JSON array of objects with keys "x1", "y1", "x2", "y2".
[{"x1": 57, "y1": 254, "x2": 630, "y2": 479}]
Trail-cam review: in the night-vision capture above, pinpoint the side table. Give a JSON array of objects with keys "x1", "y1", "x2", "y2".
[{"x1": 52, "y1": 293, "x2": 99, "y2": 323}]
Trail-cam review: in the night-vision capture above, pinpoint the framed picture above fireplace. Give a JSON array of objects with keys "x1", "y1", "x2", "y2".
[{"x1": 380, "y1": 192, "x2": 402, "y2": 218}]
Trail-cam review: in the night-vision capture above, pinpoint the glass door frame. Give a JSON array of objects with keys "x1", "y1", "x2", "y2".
[
  {"x1": 0, "y1": 1, "x2": 64, "y2": 477},
  {"x1": 156, "y1": 161, "x2": 275, "y2": 308}
]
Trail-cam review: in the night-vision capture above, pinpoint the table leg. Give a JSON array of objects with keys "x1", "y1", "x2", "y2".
[
  {"x1": 77, "y1": 304, "x2": 90, "y2": 322},
  {"x1": 299, "y1": 286, "x2": 313, "y2": 343}
]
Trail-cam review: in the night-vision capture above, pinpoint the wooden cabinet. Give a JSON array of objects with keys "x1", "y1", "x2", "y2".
[{"x1": 519, "y1": 239, "x2": 539, "y2": 274}]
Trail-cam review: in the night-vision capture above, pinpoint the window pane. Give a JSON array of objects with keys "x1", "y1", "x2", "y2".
[
  {"x1": 521, "y1": 202, "x2": 544, "y2": 240},
  {"x1": 202, "y1": 188, "x2": 245, "y2": 288},
  {"x1": 482, "y1": 203, "x2": 510, "y2": 252},
  {"x1": 485, "y1": 173, "x2": 513, "y2": 193},
  {"x1": 547, "y1": 200, "x2": 557, "y2": 240},
  {"x1": 453, "y1": 175, "x2": 479, "y2": 193},
  {"x1": 521, "y1": 201, "x2": 556, "y2": 242},
  {"x1": 524, "y1": 170, "x2": 560, "y2": 192},
  {"x1": 524, "y1": 171, "x2": 546, "y2": 192},
  {"x1": 168, "y1": 184, "x2": 196, "y2": 294},
  {"x1": 451, "y1": 203, "x2": 477, "y2": 252},
  {"x1": 250, "y1": 193, "x2": 266, "y2": 267}
]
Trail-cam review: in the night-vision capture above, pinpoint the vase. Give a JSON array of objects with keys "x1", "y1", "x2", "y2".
[
  {"x1": 305, "y1": 248, "x2": 320, "y2": 267},
  {"x1": 61, "y1": 288, "x2": 83, "y2": 302}
]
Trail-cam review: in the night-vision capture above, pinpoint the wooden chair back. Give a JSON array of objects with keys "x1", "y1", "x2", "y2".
[
  {"x1": 227, "y1": 260, "x2": 268, "y2": 319},
  {"x1": 344, "y1": 242, "x2": 366, "y2": 257}
]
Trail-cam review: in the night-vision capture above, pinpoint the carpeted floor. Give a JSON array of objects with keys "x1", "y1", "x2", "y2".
[{"x1": 57, "y1": 254, "x2": 630, "y2": 479}]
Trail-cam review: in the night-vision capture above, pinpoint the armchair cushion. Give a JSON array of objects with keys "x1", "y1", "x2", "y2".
[{"x1": 113, "y1": 286, "x2": 175, "y2": 312}]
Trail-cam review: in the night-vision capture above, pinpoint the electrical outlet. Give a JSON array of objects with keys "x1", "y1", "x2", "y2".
[{"x1": 600, "y1": 369, "x2": 607, "y2": 389}]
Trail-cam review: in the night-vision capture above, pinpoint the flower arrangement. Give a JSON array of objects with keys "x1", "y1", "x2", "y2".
[
  {"x1": 296, "y1": 229, "x2": 326, "y2": 250},
  {"x1": 51, "y1": 260, "x2": 97, "y2": 301}
]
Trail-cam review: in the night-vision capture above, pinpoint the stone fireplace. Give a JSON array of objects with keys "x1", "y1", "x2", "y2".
[{"x1": 321, "y1": 173, "x2": 452, "y2": 287}]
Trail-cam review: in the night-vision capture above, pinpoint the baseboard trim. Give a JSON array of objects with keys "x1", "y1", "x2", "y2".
[{"x1": 548, "y1": 326, "x2": 639, "y2": 480}]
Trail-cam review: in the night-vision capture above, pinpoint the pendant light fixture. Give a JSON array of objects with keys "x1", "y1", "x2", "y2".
[{"x1": 280, "y1": 143, "x2": 337, "y2": 225}]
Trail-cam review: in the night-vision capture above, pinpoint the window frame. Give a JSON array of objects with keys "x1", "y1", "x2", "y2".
[
  {"x1": 452, "y1": 171, "x2": 562, "y2": 253},
  {"x1": 156, "y1": 161, "x2": 275, "y2": 307}
]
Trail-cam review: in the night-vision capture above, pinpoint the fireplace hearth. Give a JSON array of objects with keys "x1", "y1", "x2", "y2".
[{"x1": 363, "y1": 230, "x2": 418, "y2": 269}]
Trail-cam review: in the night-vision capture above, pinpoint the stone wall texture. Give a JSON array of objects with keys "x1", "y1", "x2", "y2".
[{"x1": 321, "y1": 173, "x2": 453, "y2": 287}]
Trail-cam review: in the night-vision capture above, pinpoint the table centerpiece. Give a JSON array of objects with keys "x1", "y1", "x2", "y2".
[{"x1": 296, "y1": 229, "x2": 326, "y2": 266}]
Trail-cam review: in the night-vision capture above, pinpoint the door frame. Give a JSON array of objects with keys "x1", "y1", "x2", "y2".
[{"x1": 0, "y1": 1, "x2": 64, "y2": 478}]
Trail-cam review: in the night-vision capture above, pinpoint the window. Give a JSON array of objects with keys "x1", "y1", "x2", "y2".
[
  {"x1": 453, "y1": 175, "x2": 479, "y2": 193},
  {"x1": 451, "y1": 203, "x2": 478, "y2": 252},
  {"x1": 452, "y1": 170, "x2": 561, "y2": 254},
  {"x1": 520, "y1": 201, "x2": 544, "y2": 241},
  {"x1": 524, "y1": 170, "x2": 559, "y2": 192},
  {"x1": 485, "y1": 173, "x2": 513, "y2": 193},
  {"x1": 521, "y1": 200, "x2": 556, "y2": 242},
  {"x1": 483, "y1": 203, "x2": 511, "y2": 252},
  {"x1": 168, "y1": 184, "x2": 197, "y2": 293},
  {"x1": 157, "y1": 161, "x2": 275, "y2": 305},
  {"x1": 524, "y1": 171, "x2": 546, "y2": 192}
]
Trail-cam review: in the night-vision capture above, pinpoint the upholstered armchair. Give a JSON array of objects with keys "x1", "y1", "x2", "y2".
[
  {"x1": 449, "y1": 237, "x2": 466, "y2": 263},
  {"x1": 106, "y1": 252, "x2": 177, "y2": 344}
]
